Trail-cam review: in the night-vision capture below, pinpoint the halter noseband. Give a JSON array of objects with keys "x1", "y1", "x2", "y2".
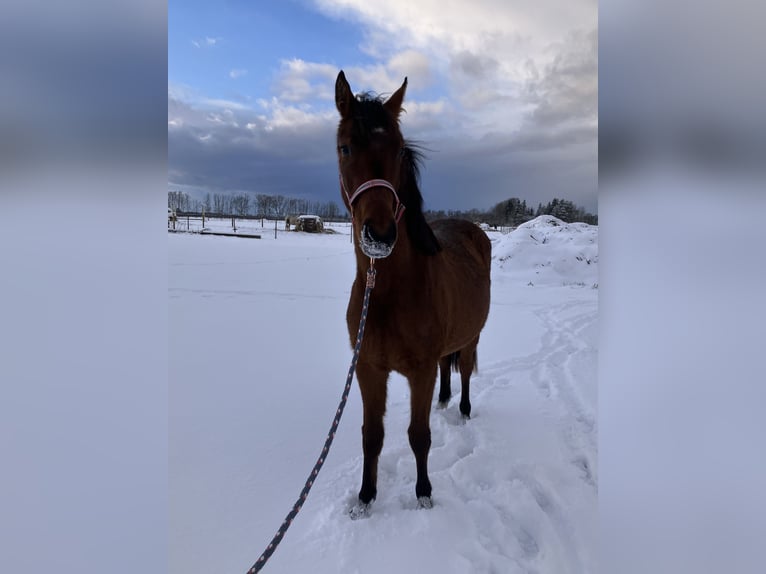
[{"x1": 340, "y1": 175, "x2": 406, "y2": 223}]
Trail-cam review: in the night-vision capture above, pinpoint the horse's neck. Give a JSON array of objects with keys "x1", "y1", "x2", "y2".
[{"x1": 353, "y1": 229, "x2": 419, "y2": 295}]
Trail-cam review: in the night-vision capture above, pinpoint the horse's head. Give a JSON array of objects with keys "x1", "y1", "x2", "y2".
[{"x1": 335, "y1": 71, "x2": 409, "y2": 259}]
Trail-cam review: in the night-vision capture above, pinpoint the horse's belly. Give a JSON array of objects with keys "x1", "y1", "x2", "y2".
[{"x1": 441, "y1": 284, "x2": 490, "y2": 354}]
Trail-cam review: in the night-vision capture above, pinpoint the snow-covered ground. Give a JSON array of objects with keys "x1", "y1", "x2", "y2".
[{"x1": 169, "y1": 216, "x2": 598, "y2": 574}]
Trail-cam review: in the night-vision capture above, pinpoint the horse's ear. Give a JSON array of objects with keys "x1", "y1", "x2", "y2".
[
  {"x1": 384, "y1": 77, "x2": 407, "y2": 118},
  {"x1": 335, "y1": 70, "x2": 355, "y2": 118}
]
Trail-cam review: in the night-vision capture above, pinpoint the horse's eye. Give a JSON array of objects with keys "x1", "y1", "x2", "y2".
[{"x1": 338, "y1": 144, "x2": 350, "y2": 157}]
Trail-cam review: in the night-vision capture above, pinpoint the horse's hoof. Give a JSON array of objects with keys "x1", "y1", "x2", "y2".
[
  {"x1": 349, "y1": 501, "x2": 372, "y2": 520},
  {"x1": 436, "y1": 400, "x2": 449, "y2": 410},
  {"x1": 417, "y1": 496, "x2": 434, "y2": 509}
]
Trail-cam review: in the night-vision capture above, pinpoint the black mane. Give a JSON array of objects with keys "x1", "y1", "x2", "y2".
[
  {"x1": 349, "y1": 93, "x2": 397, "y2": 139},
  {"x1": 399, "y1": 144, "x2": 441, "y2": 255}
]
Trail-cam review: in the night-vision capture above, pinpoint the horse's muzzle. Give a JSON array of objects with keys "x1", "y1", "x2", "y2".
[{"x1": 359, "y1": 221, "x2": 397, "y2": 259}]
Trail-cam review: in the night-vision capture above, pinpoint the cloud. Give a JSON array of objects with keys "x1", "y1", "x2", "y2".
[
  {"x1": 450, "y1": 51, "x2": 499, "y2": 80},
  {"x1": 274, "y1": 59, "x2": 338, "y2": 102},
  {"x1": 229, "y1": 69, "x2": 248, "y2": 79},
  {"x1": 267, "y1": 56, "x2": 453, "y2": 144},
  {"x1": 192, "y1": 36, "x2": 221, "y2": 48},
  {"x1": 200, "y1": 98, "x2": 250, "y2": 111},
  {"x1": 273, "y1": 51, "x2": 436, "y2": 106},
  {"x1": 388, "y1": 50, "x2": 433, "y2": 84},
  {"x1": 313, "y1": 0, "x2": 594, "y2": 61},
  {"x1": 524, "y1": 29, "x2": 598, "y2": 129},
  {"x1": 310, "y1": 1, "x2": 596, "y2": 142}
]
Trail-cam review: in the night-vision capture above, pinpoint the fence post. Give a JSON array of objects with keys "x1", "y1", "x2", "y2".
[
  {"x1": 274, "y1": 218, "x2": 277, "y2": 239},
  {"x1": 202, "y1": 208, "x2": 205, "y2": 228}
]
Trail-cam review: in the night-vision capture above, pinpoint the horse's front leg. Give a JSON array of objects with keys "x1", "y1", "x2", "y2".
[
  {"x1": 407, "y1": 363, "x2": 438, "y2": 507},
  {"x1": 355, "y1": 361, "x2": 389, "y2": 508}
]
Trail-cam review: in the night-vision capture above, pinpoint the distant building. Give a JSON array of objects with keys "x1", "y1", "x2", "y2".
[{"x1": 287, "y1": 214, "x2": 324, "y2": 233}]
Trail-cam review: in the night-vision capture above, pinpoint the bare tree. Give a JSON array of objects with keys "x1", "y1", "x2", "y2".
[
  {"x1": 168, "y1": 191, "x2": 193, "y2": 212},
  {"x1": 285, "y1": 197, "x2": 299, "y2": 216},
  {"x1": 272, "y1": 195, "x2": 287, "y2": 217},
  {"x1": 212, "y1": 193, "x2": 225, "y2": 214},
  {"x1": 325, "y1": 201, "x2": 340, "y2": 220},
  {"x1": 255, "y1": 194, "x2": 270, "y2": 217},
  {"x1": 231, "y1": 193, "x2": 250, "y2": 216}
]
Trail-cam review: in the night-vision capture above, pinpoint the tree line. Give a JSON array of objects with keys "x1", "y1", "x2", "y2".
[
  {"x1": 168, "y1": 191, "x2": 346, "y2": 220},
  {"x1": 169, "y1": 191, "x2": 597, "y2": 225},
  {"x1": 424, "y1": 197, "x2": 597, "y2": 226}
]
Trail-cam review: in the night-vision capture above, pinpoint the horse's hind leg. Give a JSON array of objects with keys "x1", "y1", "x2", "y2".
[
  {"x1": 437, "y1": 355, "x2": 452, "y2": 406},
  {"x1": 408, "y1": 363, "x2": 438, "y2": 506},
  {"x1": 458, "y1": 337, "x2": 479, "y2": 419}
]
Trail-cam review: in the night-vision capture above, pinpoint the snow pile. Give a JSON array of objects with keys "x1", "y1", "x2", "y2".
[{"x1": 492, "y1": 215, "x2": 598, "y2": 286}]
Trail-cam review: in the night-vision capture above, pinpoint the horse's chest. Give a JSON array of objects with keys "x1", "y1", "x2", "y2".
[{"x1": 360, "y1": 302, "x2": 437, "y2": 370}]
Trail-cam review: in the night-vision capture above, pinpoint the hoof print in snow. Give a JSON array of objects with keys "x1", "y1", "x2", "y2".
[
  {"x1": 348, "y1": 502, "x2": 372, "y2": 520},
  {"x1": 417, "y1": 496, "x2": 434, "y2": 510}
]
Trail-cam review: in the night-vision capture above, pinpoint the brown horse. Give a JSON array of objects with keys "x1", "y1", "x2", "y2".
[{"x1": 335, "y1": 71, "x2": 491, "y2": 515}]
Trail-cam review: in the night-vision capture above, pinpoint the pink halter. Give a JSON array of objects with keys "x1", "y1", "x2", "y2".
[{"x1": 340, "y1": 174, "x2": 406, "y2": 223}]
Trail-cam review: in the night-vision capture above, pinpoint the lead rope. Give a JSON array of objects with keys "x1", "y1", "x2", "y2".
[{"x1": 247, "y1": 259, "x2": 377, "y2": 574}]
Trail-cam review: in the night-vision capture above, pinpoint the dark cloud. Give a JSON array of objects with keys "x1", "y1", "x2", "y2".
[
  {"x1": 450, "y1": 51, "x2": 500, "y2": 80},
  {"x1": 412, "y1": 135, "x2": 596, "y2": 213},
  {"x1": 168, "y1": 96, "x2": 340, "y2": 202}
]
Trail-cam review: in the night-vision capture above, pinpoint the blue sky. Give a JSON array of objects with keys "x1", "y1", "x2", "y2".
[
  {"x1": 169, "y1": 1, "x2": 367, "y2": 103},
  {"x1": 168, "y1": 0, "x2": 597, "y2": 212}
]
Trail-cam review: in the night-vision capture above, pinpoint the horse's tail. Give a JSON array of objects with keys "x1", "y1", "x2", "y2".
[
  {"x1": 447, "y1": 352, "x2": 460, "y2": 372},
  {"x1": 447, "y1": 350, "x2": 478, "y2": 374}
]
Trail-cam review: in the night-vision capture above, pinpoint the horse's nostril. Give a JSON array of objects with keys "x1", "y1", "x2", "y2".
[{"x1": 363, "y1": 220, "x2": 397, "y2": 245}]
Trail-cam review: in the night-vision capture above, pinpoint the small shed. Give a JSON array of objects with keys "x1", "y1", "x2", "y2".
[{"x1": 294, "y1": 215, "x2": 324, "y2": 233}]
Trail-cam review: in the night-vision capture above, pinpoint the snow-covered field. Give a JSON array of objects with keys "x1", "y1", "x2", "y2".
[{"x1": 169, "y1": 216, "x2": 598, "y2": 574}]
